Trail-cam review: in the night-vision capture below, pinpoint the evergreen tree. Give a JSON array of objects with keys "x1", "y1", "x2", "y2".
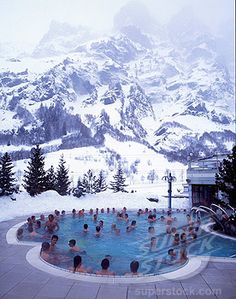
[
  {"x1": 147, "y1": 169, "x2": 158, "y2": 184},
  {"x1": 55, "y1": 155, "x2": 71, "y2": 196},
  {"x1": 110, "y1": 165, "x2": 128, "y2": 193},
  {"x1": 45, "y1": 165, "x2": 56, "y2": 191},
  {"x1": 0, "y1": 152, "x2": 15, "y2": 196},
  {"x1": 96, "y1": 170, "x2": 107, "y2": 193},
  {"x1": 73, "y1": 177, "x2": 86, "y2": 198},
  {"x1": 23, "y1": 145, "x2": 47, "y2": 196},
  {"x1": 216, "y1": 146, "x2": 236, "y2": 207},
  {"x1": 82, "y1": 169, "x2": 98, "y2": 194}
]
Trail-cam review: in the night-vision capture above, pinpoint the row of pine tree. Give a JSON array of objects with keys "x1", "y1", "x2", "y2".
[{"x1": 0, "y1": 145, "x2": 128, "y2": 197}]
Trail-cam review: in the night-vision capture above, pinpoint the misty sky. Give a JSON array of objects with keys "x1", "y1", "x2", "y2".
[{"x1": 0, "y1": 0, "x2": 234, "y2": 46}]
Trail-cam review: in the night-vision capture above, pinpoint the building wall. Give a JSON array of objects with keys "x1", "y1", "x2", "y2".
[
  {"x1": 191, "y1": 184, "x2": 217, "y2": 207},
  {"x1": 186, "y1": 155, "x2": 226, "y2": 207}
]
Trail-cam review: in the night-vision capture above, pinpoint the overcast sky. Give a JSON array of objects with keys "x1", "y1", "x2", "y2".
[{"x1": 0, "y1": 0, "x2": 234, "y2": 46}]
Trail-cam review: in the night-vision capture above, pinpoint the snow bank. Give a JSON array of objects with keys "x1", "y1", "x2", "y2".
[{"x1": 0, "y1": 189, "x2": 190, "y2": 223}]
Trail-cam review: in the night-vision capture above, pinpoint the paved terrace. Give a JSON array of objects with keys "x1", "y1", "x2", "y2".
[{"x1": 0, "y1": 217, "x2": 236, "y2": 299}]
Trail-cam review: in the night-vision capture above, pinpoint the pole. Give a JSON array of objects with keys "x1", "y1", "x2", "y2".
[
  {"x1": 162, "y1": 172, "x2": 176, "y2": 210},
  {"x1": 168, "y1": 173, "x2": 172, "y2": 209}
]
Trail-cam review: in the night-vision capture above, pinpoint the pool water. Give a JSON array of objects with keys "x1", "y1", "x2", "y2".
[{"x1": 19, "y1": 210, "x2": 236, "y2": 275}]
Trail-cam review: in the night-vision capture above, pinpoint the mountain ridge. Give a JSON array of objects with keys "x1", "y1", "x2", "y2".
[{"x1": 0, "y1": 7, "x2": 234, "y2": 164}]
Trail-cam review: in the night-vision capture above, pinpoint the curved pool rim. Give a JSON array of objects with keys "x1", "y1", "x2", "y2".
[{"x1": 6, "y1": 218, "x2": 236, "y2": 284}]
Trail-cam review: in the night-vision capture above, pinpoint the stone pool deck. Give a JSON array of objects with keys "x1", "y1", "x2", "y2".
[{"x1": 0, "y1": 217, "x2": 236, "y2": 299}]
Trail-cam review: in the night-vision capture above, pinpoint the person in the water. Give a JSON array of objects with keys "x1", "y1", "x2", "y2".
[
  {"x1": 131, "y1": 220, "x2": 136, "y2": 228},
  {"x1": 17, "y1": 228, "x2": 23, "y2": 240},
  {"x1": 179, "y1": 233, "x2": 188, "y2": 262},
  {"x1": 95, "y1": 226, "x2": 101, "y2": 237},
  {"x1": 28, "y1": 223, "x2": 39, "y2": 238},
  {"x1": 164, "y1": 248, "x2": 178, "y2": 264},
  {"x1": 111, "y1": 223, "x2": 116, "y2": 231},
  {"x1": 172, "y1": 233, "x2": 180, "y2": 246},
  {"x1": 96, "y1": 258, "x2": 115, "y2": 275},
  {"x1": 69, "y1": 255, "x2": 91, "y2": 273},
  {"x1": 150, "y1": 237, "x2": 158, "y2": 251},
  {"x1": 44, "y1": 214, "x2": 59, "y2": 233},
  {"x1": 83, "y1": 224, "x2": 89, "y2": 233},
  {"x1": 68, "y1": 239, "x2": 80, "y2": 252},
  {"x1": 40, "y1": 242, "x2": 51, "y2": 262},
  {"x1": 125, "y1": 260, "x2": 140, "y2": 276}
]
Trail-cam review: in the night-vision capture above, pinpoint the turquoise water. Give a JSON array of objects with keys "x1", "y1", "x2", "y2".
[{"x1": 19, "y1": 210, "x2": 236, "y2": 275}]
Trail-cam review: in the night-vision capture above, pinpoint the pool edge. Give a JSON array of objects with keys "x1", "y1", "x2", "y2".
[{"x1": 6, "y1": 218, "x2": 236, "y2": 284}]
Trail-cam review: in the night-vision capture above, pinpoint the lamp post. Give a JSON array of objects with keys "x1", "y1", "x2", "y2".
[
  {"x1": 162, "y1": 172, "x2": 176, "y2": 209},
  {"x1": 186, "y1": 153, "x2": 193, "y2": 207}
]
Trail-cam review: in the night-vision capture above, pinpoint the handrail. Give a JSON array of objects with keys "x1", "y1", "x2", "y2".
[
  {"x1": 227, "y1": 204, "x2": 235, "y2": 212},
  {"x1": 199, "y1": 205, "x2": 218, "y2": 215},
  {"x1": 210, "y1": 203, "x2": 229, "y2": 218},
  {"x1": 192, "y1": 205, "x2": 236, "y2": 235},
  {"x1": 190, "y1": 206, "x2": 200, "y2": 215},
  {"x1": 191, "y1": 206, "x2": 212, "y2": 219},
  {"x1": 197, "y1": 206, "x2": 226, "y2": 232}
]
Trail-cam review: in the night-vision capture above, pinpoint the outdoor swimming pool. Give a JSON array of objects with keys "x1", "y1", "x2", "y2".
[{"x1": 17, "y1": 210, "x2": 236, "y2": 276}]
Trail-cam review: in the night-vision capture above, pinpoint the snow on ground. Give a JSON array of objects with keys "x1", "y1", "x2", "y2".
[
  {"x1": 104, "y1": 135, "x2": 186, "y2": 181},
  {"x1": 173, "y1": 115, "x2": 233, "y2": 133},
  {"x1": 0, "y1": 110, "x2": 22, "y2": 132},
  {"x1": 12, "y1": 137, "x2": 187, "y2": 188},
  {"x1": 0, "y1": 190, "x2": 190, "y2": 223},
  {"x1": 1, "y1": 137, "x2": 188, "y2": 223}
]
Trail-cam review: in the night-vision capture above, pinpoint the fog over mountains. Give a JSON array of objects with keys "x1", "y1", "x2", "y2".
[{"x1": 0, "y1": 1, "x2": 235, "y2": 164}]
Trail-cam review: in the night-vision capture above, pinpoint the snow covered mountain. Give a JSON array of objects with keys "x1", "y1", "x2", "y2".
[
  {"x1": 0, "y1": 4, "x2": 234, "y2": 166},
  {"x1": 32, "y1": 21, "x2": 96, "y2": 58}
]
